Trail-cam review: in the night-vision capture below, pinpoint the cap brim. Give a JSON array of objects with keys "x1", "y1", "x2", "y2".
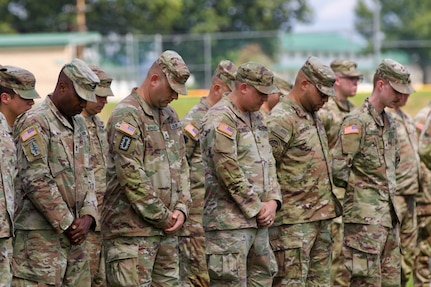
[
  {"x1": 254, "y1": 84, "x2": 280, "y2": 95},
  {"x1": 316, "y1": 84, "x2": 336, "y2": 97},
  {"x1": 341, "y1": 71, "x2": 363, "y2": 77},
  {"x1": 167, "y1": 76, "x2": 187, "y2": 95},
  {"x1": 73, "y1": 82, "x2": 97, "y2": 102},
  {"x1": 95, "y1": 86, "x2": 114, "y2": 97},
  {"x1": 389, "y1": 81, "x2": 415, "y2": 94},
  {"x1": 14, "y1": 88, "x2": 41, "y2": 100}
]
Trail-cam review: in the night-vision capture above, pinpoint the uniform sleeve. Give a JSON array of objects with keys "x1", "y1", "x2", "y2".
[
  {"x1": 182, "y1": 121, "x2": 199, "y2": 161},
  {"x1": 211, "y1": 119, "x2": 262, "y2": 219},
  {"x1": 265, "y1": 153, "x2": 282, "y2": 210},
  {"x1": 331, "y1": 119, "x2": 363, "y2": 188},
  {"x1": 419, "y1": 114, "x2": 431, "y2": 170},
  {"x1": 15, "y1": 118, "x2": 74, "y2": 233},
  {"x1": 175, "y1": 151, "x2": 191, "y2": 218}
]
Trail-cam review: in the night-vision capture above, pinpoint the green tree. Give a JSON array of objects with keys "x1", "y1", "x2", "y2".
[{"x1": 355, "y1": 0, "x2": 431, "y2": 83}]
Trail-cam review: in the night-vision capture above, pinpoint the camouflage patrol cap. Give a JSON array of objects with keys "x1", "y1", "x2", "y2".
[
  {"x1": 376, "y1": 58, "x2": 414, "y2": 94},
  {"x1": 301, "y1": 56, "x2": 336, "y2": 97},
  {"x1": 88, "y1": 64, "x2": 114, "y2": 97},
  {"x1": 62, "y1": 58, "x2": 99, "y2": 102},
  {"x1": 236, "y1": 62, "x2": 280, "y2": 95},
  {"x1": 330, "y1": 59, "x2": 363, "y2": 77},
  {"x1": 273, "y1": 73, "x2": 292, "y2": 96},
  {"x1": 156, "y1": 50, "x2": 190, "y2": 95},
  {"x1": 214, "y1": 60, "x2": 237, "y2": 90},
  {"x1": 0, "y1": 65, "x2": 40, "y2": 99}
]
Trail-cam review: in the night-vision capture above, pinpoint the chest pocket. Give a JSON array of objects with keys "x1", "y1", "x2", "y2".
[
  {"x1": 48, "y1": 132, "x2": 72, "y2": 177},
  {"x1": 362, "y1": 129, "x2": 382, "y2": 168}
]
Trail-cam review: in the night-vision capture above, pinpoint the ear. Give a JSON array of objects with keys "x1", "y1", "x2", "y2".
[
  {"x1": 149, "y1": 73, "x2": 160, "y2": 87},
  {"x1": 300, "y1": 79, "x2": 309, "y2": 91},
  {"x1": 239, "y1": 82, "x2": 248, "y2": 94},
  {"x1": 0, "y1": 92, "x2": 10, "y2": 104}
]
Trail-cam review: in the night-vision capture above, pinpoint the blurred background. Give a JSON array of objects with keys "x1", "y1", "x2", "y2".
[{"x1": 0, "y1": 0, "x2": 430, "y2": 120}]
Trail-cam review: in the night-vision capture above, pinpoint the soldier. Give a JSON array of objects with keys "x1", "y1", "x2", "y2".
[
  {"x1": 200, "y1": 62, "x2": 282, "y2": 286},
  {"x1": 0, "y1": 65, "x2": 39, "y2": 286},
  {"x1": 318, "y1": 59, "x2": 363, "y2": 287},
  {"x1": 102, "y1": 50, "x2": 191, "y2": 286},
  {"x1": 81, "y1": 64, "x2": 114, "y2": 287},
  {"x1": 260, "y1": 74, "x2": 291, "y2": 118},
  {"x1": 12, "y1": 58, "x2": 100, "y2": 286},
  {"x1": 179, "y1": 59, "x2": 237, "y2": 287},
  {"x1": 0, "y1": 66, "x2": 40, "y2": 127},
  {"x1": 416, "y1": 109, "x2": 431, "y2": 286},
  {"x1": 331, "y1": 58, "x2": 412, "y2": 286},
  {"x1": 385, "y1": 82, "x2": 419, "y2": 287},
  {"x1": 266, "y1": 56, "x2": 342, "y2": 286}
]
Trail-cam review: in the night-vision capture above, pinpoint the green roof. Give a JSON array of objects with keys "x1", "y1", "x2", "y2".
[
  {"x1": 281, "y1": 32, "x2": 363, "y2": 53},
  {"x1": 0, "y1": 32, "x2": 101, "y2": 48}
]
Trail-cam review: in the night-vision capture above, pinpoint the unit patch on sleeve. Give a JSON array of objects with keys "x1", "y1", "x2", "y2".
[{"x1": 118, "y1": 135, "x2": 132, "y2": 151}]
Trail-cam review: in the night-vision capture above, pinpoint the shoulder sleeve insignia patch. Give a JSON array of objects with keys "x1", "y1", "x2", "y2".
[
  {"x1": 20, "y1": 126, "x2": 38, "y2": 142},
  {"x1": 217, "y1": 122, "x2": 235, "y2": 138},
  {"x1": 118, "y1": 122, "x2": 136, "y2": 136},
  {"x1": 184, "y1": 123, "x2": 199, "y2": 139},
  {"x1": 344, "y1": 125, "x2": 359, "y2": 134}
]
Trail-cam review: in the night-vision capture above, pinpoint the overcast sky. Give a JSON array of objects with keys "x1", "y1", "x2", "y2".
[{"x1": 294, "y1": 0, "x2": 358, "y2": 33}]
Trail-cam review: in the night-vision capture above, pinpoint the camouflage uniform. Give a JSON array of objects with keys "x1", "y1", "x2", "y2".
[
  {"x1": 385, "y1": 107, "x2": 420, "y2": 286},
  {"x1": 0, "y1": 112, "x2": 15, "y2": 287},
  {"x1": 318, "y1": 59, "x2": 362, "y2": 287},
  {"x1": 102, "y1": 50, "x2": 191, "y2": 287},
  {"x1": 178, "y1": 60, "x2": 237, "y2": 287},
  {"x1": 82, "y1": 64, "x2": 114, "y2": 287},
  {"x1": 11, "y1": 59, "x2": 99, "y2": 286},
  {"x1": 332, "y1": 59, "x2": 415, "y2": 286},
  {"x1": 266, "y1": 57, "x2": 342, "y2": 287},
  {"x1": 416, "y1": 109, "x2": 431, "y2": 286},
  {"x1": 200, "y1": 62, "x2": 282, "y2": 287}
]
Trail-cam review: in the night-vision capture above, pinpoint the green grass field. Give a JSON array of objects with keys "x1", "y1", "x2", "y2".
[{"x1": 99, "y1": 89, "x2": 431, "y2": 124}]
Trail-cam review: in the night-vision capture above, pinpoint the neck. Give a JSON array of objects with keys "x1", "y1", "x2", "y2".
[{"x1": 368, "y1": 93, "x2": 384, "y2": 114}]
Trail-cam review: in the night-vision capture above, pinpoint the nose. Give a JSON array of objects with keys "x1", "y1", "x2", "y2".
[
  {"x1": 262, "y1": 94, "x2": 268, "y2": 102},
  {"x1": 172, "y1": 91, "x2": 179, "y2": 100},
  {"x1": 80, "y1": 99, "x2": 87, "y2": 108}
]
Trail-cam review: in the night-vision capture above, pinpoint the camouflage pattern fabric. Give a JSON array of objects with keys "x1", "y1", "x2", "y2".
[
  {"x1": 0, "y1": 113, "x2": 15, "y2": 286},
  {"x1": 12, "y1": 96, "x2": 97, "y2": 286},
  {"x1": 331, "y1": 98, "x2": 401, "y2": 285},
  {"x1": 102, "y1": 89, "x2": 191, "y2": 285},
  {"x1": 342, "y1": 223, "x2": 401, "y2": 286},
  {"x1": 386, "y1": 108, "x2": 420, "y2": 286},
  {"x1": 178, "y1": 96, "x2": 211, "y2": 286},
  {"x1": 205, "y1": 228, "x2": 277, "y2": 287},
  {"x1": 269, "y1": 221, "x2": 332, "y2": 287},
  {"x1": 265, "y1": 96, "x2": 341, "y2": 285},
  {"x1": 104, "y1": 235, "x2": 180, "y2": 287},
  {"x1": 266, "y1": 96, "x2": 341, "y2": 225},
  {"x1": 318, "y1": 95, "x2": 354, "y2": 287},
  {"x1": 199, "y1": 95, "x2": 281, "y2": 285},
  {"x1": 415, "y1": 107, "x2": 431, "y2": 286},
  {"x1": 82, "y1": 114, "x2": 108, "y2": 287},
  {"x1": 318, "y1": 96, "x2": 355, "y2": 150}
]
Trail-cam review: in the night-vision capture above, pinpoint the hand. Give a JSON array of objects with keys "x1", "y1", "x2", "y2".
[
  {"x1": 65, "y1": 215, "x2": 94, "y2": 245},
  {"x1": 164, "y1": 210, "x2": 185, "y2": 234},
  {"x1": 257, "y1": 200, "x2": 278, "y2": 228}
]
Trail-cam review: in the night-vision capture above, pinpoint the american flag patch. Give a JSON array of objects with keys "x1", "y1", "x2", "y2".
[
  {"x1": 217, "y1": 122, "x2": 235, "y2": 137},
  {"x1": 344, "y1": 125, "x2": 359, "y2": 134},
  {"x1": 118, "y1": 122, "x2": 136, "y2": 136},
  {"x1": 20, "y1": 126, "x2": 38, "y2": 142},
  {"x1": 184, "y1": 123, "x2": 199, "y2": 139}
]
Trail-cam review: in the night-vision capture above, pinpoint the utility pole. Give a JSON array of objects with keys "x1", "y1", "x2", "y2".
[
  {"x1": 373, "y1": 0, "x2": 381, "y2": 66},
  {"x1": 76, "y1": 0, "x2": 87, "y2": 58}
]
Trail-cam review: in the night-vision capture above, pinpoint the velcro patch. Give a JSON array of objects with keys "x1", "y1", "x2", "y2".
[
  {"x1": 118, "y1": 122, "x2": 136, "y2": 136},
  {"x1": 344, "y1": 125, "x2": 359, "y2": 135},
  {"x1": 118, "y1": 135, "x2": 132, "y2": 151},
  {"x1": 20, "y1": 126, "x2": 38, "y2": 142},
  {"x1": 184, "y1": 123, "x2": 199, "y2": 139},
  {"x1": 271, "y1": 124, "x2": 289, "y2": 140},
  {"x1": 217, "y1": 122, "x2": 235, "y2": 137}
]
